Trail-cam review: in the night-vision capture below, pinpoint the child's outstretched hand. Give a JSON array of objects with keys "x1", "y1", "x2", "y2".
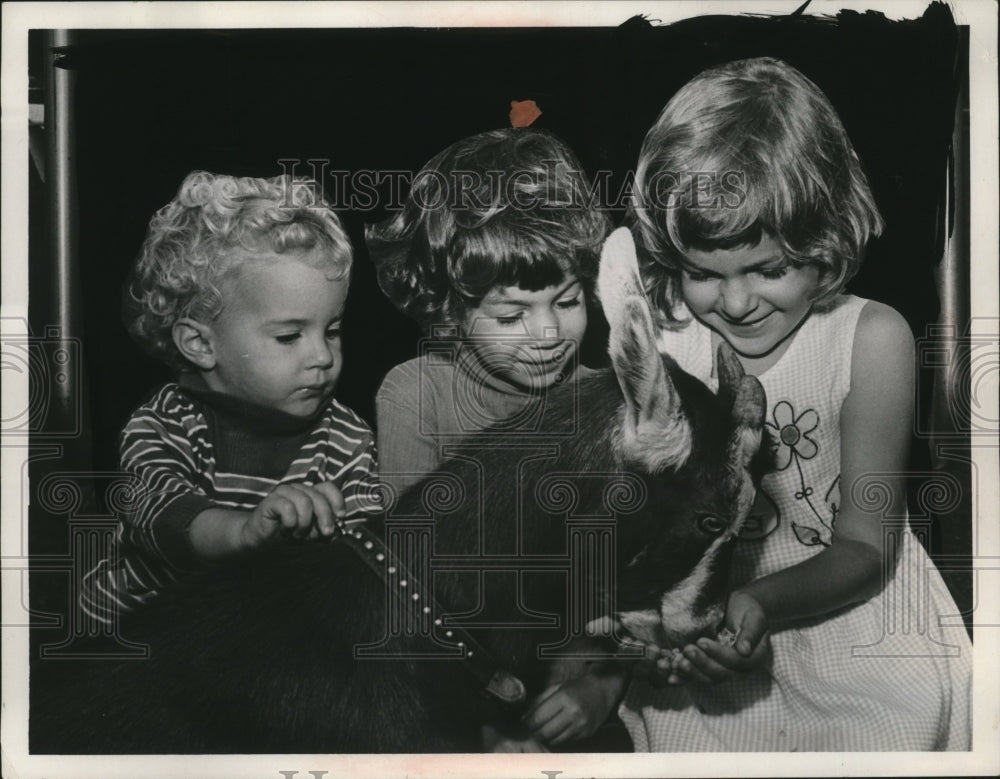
[
  {"x1": 241, "y1": 482, "x2": 347, "y2": 548},
  {"x1": 671, "y1": 590, "x2": 771, "y2": 685},
  {"x1": 522, "y1": 669, "x2": 628, "y2": 746}
]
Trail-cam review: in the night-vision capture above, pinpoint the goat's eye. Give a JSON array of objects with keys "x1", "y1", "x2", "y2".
[{"x1": 697, "y1": 514, "x2": 727, "y2": 536}]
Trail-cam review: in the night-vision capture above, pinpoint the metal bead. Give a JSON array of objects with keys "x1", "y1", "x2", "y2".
[
  {"x1": 399, "y1": 580, "x2": 408, "y2": 588},
  {"x1": 411, "y1": 593, "x2": 420, "y2": 601},
  {"x1": 363, "y1": 541, "x2": 373, "y2": 550},
  {"x1": 375, "y1": 553, "x2": 385, "y2": 562},
  {"x1": 422, "y1": 606, "x2": 431, "y2": 614},
  {"x1": 457, "y1": 641, "x2": 464, "y2": 648},
  {"x1": 434, "y1": 618, "x2": 442, "y2": 626},
  {"x1": 467, "y1": 651, "x2": 474, "y2": 657},
  {"x1": 387, "y1": 566, "x2": 396, "y2": 574},
  {"x1": 445, "y1": 630, "x2": 453, "y2": 638}
]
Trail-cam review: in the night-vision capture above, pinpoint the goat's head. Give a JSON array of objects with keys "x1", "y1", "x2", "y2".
[{"x1": 598, "y1": 227, "x2": 768, "y2": 648}]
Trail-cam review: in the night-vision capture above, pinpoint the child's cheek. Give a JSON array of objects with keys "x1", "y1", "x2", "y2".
[
  {"x1": 680, "y1": 280, "x2": 710, "y2": 313},
  {"x1": 330, "y1": 343, "x2": 344, "y2": 383},
  {"x1": 565, "y1": 307, "x2": 588, "y2": 347}
]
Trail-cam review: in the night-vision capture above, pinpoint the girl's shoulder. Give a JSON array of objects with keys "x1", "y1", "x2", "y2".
[
  {"x1": 819, "y1": 295, "x2": 913, "y2": 368},
  {"x1": 853, "y1": 298, "x2": 913, "y2": 350},
  {"x1": 774, "y1": 296, "x2": 910, "y2": 386},
  {"x1": 376, "y1": 353, "x2": 455, "y2": 409},
  {"x1": 849, "y1": 298, "x2": 915, "y2": 387},
  {"x1": 811, "y1": 293, "x2": 867, "y2": 323},
  {"x1": 804, "y1": 296, "x2": 913, "y2": 400},
  {"x1": 786, "y1": 295, "x2": 874, "y2": 359},
  {"x1": 377, "y1": 356, "x2": 421, "y2": 397}
]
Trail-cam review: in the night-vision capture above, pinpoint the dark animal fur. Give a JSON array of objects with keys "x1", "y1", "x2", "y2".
[
  {"x1": 31, "y1": 225, "x2": 767, "y2": 753},
  {"x1": 31, "y1": 359, "x2": 762, "y2": 754}
]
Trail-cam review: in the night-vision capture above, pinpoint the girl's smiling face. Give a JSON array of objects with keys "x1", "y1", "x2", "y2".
[
  {"x1": 459, "y1": 277, "x2": 587, "y2": 392},
  {"x1": 679, "y1": 234, "x2": 820, "y2": 362}
]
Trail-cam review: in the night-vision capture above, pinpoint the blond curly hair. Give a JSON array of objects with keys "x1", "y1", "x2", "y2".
[{"x1": 126, "y1": 171, "x2": 352, "y2": 368}]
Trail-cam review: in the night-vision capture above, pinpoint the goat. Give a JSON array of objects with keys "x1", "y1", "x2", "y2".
[{"x1": 30, "y1": 228, "x2": 766, "y2": 753}]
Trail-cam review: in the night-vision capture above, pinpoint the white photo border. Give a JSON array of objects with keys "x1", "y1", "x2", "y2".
[{"x1": 2, "y1": 2, "x2": 997, "y2": 777}]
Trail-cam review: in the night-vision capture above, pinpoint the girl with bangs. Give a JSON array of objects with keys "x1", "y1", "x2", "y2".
[
  {"x1": 367, "y1": 128, "x2": 627, "y2": 751},
  {"x1": 615, "y1": 57, "x2": 971, "y2": 751},
  {"x1": 368, "y1": 128, "x2": 609, "y2": 493}
]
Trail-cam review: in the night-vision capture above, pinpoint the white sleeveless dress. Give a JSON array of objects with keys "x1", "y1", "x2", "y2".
[{"x1": 619, "y1": 295, "x2": 972, "y2": 751}]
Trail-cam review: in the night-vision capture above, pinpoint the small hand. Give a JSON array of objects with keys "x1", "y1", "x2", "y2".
[
  {"x1": 627, "y1": 640, "x2": 679, "y2": 689},
  {"x1": 241, "y1": 482, "x2": 347, "y2": 548},
  {"x1": 309, "y1": 481, "x2": 348, "y2": 534},
  {"x1": 672, "y1": 590, "x2": 771, "y2": 685},
  {"x1": 522, "y1": 670, "x2": 626, "y2": 745}
]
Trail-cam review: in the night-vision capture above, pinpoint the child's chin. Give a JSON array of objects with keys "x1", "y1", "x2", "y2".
[
  {"x1": 280, "y1": 395, "x2": 327, "y2": 417},
  {"x1": 502, "y1": 373, "x2": 565, "y2": 395},
  {"x1": 502, "y1": 362, "x2": 572, "y2": 392}
]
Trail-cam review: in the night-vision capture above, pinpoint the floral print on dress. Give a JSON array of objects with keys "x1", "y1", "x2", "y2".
[
  {"x1": 770, "y1": 400, "x2": 818, "y2": 470},
  {"x1": 766, "y1": 400, "x2": 838, "y2": 548}
]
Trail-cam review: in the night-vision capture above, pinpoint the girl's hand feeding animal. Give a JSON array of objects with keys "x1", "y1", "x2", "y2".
[
  {"x1": 668, "y1": 592, "x2": 771, "y2": 685},
  {"x1": 617, "y1": 56, "x2": 971, "y2": 752}
]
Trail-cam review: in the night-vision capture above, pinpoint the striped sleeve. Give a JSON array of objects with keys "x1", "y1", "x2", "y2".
[
  {"x1": 320, "y1": 401, "x2": 383, "y2": 517},
  {"x1": 118, "y1": 386, "x2": 215, "y2": 570}
]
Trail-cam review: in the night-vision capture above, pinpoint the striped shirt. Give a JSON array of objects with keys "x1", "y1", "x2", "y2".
[{"x1": 81, "y1": 382, "x2": 380, "y2": 624}]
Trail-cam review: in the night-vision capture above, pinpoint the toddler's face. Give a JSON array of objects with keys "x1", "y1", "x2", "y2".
[
  {"x1": 459, "y1": 277, "x2": 587, "y2": 392},
  {"x1": 204, "y1": 247, "x2": 347, "y2": 416},
  {"x1": 678, "y1": 234, "x2": 820, "y2": 360}
]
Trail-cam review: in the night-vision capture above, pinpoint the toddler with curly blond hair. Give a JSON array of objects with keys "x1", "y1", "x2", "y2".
[{"x1": 82, "y1": 171, "x2": 380, "y2": 624}]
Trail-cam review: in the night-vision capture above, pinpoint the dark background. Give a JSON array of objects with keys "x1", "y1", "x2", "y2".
[
  {"x1": 30, "y1": 4, "x2": 962, "y2": 461},
  {"x1": 27, "y1": 4, "x2": 971, "y2": 628}
]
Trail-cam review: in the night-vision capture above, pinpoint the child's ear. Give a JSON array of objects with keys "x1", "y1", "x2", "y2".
[{"x1": 172, "y1": 318, "x2": 216, "y2": 370}]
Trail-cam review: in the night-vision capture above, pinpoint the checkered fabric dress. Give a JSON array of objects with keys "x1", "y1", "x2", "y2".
[{"x1": 619, "y1": 295, "x2": 972, "y2": 751}]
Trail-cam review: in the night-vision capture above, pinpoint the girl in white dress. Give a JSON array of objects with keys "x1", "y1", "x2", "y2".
[{"x1": 616, "y1": 56, "x2": 971, "y2": 751}]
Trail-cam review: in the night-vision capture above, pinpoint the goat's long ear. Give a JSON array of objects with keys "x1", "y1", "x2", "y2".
[
  {"x1": 599, "y1": 228, "x2": 691, "y2": 471},
  {"x1": 715, "y1": 342, "x2": 766, "y2": 468},
  {"x1": 715, "y1": 340, "x2": 744, "y2": 411}
]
